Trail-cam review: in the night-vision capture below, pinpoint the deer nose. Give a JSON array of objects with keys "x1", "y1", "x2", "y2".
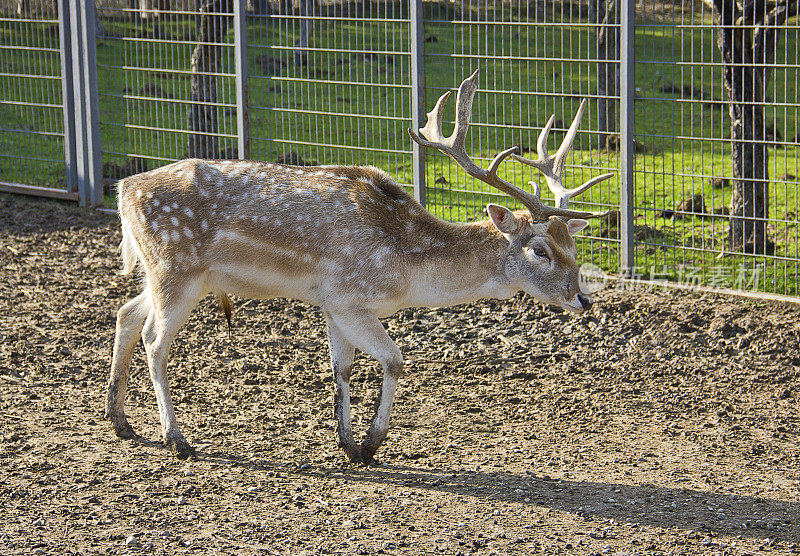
[{"x1": 577, "y1": 294, "x2": 593, "y2": 310}]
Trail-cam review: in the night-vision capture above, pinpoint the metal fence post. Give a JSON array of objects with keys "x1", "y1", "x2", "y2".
[
  {"x1": 57, "y1": 0, "x2": 78, "y2": 195},
  {"x1": 410, "y1": 0, "x2": 426, "y2": 207},
  {"x1": 79, "y1": 0, "x2": 103, "y2": 206},
  {"x1": 234, "y1": 0, "x2": 250, "y2": 160},
  {"x1": 68, "y1": 0, "x2": 88, "y2": 205},
  {"x1": 69, "y1": 0, "x2": 103, "y2": 207},
  {"x1": 619, "y1": 0, "x2": 635, "y2": 277}
]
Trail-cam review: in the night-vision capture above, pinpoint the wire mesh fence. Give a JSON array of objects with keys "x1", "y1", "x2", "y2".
[
  {"x1": 249, "y1": 2, "x2": 414, "y2": 180},
  {"x1": 634, "y1": 0, "x2": 800, "y2": 295},
  {"x1": 0, "y1": 0, "x2": 797, "y2": 297},
  {"x1": 0, "y1": 0, "x2": 75, "y2": 198},
  {"x1": 95, "y1": 0, "x2": 239, "y2": 195}
]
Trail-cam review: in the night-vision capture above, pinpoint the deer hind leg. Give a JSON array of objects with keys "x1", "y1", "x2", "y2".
[
  {"x1": 326, "y1": 308, "x2": 403, "y2": 465},
  {"x1": 107, "y1": 289, "x2": 153, "y2": 439},
  {"x1": 324, "y1": 312, "x2": 360, "y2": 463},
  {"x1": 141, "y1": 275, "x2": 207, "y2": 459}
]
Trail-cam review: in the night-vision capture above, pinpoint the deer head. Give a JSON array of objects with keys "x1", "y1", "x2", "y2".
[{"x1": 409, "y1": 69, "x2": 612, "y2": 312}]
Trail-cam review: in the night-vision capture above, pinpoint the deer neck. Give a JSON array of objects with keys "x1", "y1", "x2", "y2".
[{"x1": 404, "y1": 219, "x2": 516, "y2": 309}]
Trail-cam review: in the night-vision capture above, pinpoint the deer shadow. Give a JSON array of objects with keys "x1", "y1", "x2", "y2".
[{"x1": 197, "y1": 450, "x2": 798, "y2": 542}]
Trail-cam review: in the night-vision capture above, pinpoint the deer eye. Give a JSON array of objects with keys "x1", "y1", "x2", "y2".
[{"x1": 532, "y1": 247, "x2": 549, "y2": 260}]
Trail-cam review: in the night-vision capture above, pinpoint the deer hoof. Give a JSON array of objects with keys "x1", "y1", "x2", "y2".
[
  {"x1": 360, "y1": 443, "x2": 379, "y2": 466},
  {"x1": 340, "y1": 443, "x2": 362, "y2": 464},
  {"x1": 107, "y1": 413, "x2": 137, "y2": 440},
  {"x1": 165, "y1": 435, "x2": 197, "y2": 460}
]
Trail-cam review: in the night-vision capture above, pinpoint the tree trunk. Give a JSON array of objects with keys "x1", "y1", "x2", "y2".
[
  {"x1": 293, "y1": 0, "x2": 315, "y2": 68},
  {"x1": 710, "y1": 0, "x2": 769, "y2": 251},
  {"x1": 706, "y1": 0, "x2": 799, "y2": 252},
  {"x1": 188, "y1": 0, "x2": 232, "y2": 159},
  {"x1": 591, "y1": 0, "x2": 619, "y2": 150},
  {"x1": 249, "y1": 0, "x2": 271, "y2": 15}
]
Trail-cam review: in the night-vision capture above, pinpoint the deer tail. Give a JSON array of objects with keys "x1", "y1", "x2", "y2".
[{"x1": 215, "y1": 292, "x2": 233, "y2": 334}]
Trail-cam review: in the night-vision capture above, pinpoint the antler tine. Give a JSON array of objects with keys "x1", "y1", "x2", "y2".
[
  {"x1": 409, "y1": 70, "x2": 540, "y2": 211},
  {"x1": 555, "y1": 98, "x2": 587, "y2": 164},
  {"x1": 512, "y1": 100, "x2": 588, "y2": 186},
  {"x1": 408, "y1": 71, "x2": 605, "y2": 221},
  {"x1": 513, "y1": 99, "x2": 611, "y2": 215},
  {"x1": 418, "y1": 89, "x2": 451, "y2": 145},
  {"x1": 555, "y1": 172, "x2": 615, "y2": 209}
]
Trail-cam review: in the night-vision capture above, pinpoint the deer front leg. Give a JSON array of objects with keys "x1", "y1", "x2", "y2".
[
  {"x1": 324, "y1": 313, "x2": 360, "y2": 463},
  {"x1": 325, "y1": 308, "x2": 402, "y2": 465},
  {"x1": 360, "y1": 363, "x2": 401, "y2": 465}
]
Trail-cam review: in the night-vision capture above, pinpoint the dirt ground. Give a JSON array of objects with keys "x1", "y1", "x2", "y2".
[{"x1": 0, "y1": 194, "x2": 798, "y2": 555}]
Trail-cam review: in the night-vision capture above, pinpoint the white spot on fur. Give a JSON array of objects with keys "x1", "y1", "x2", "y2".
[
  {"x1": 201, "y1": 219, "x2": 209, "y2": 231},
  {"x1": 170, "y1": 216, "x2": 179, "y2": 226},
  {"x1": 163, "y1": 205, "x2": 171, "y2": 213},
  {"x1": 184, "y1": 207, "x2": 194, "y2": 218},
  {"x1": 183, "y1": 227, "x2": 194, "y2": 239},
  {"x1": 370, "y1": 246, "x2": 392, "y2": 268},
  {"x1": 151, "y1": 220, "x2": 159, "y2": 232},
  {"x1": 160, "y1": 230, "x2": 170, "y2": 243},
  {"x1": 171, "y1": 230, "x2": 180, "y2": 242},
  {"x1": 153, "y1": 198, "x2": 160, "y2": 207}
]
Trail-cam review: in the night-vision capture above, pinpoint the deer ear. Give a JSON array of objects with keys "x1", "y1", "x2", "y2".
[
  {"x1": 487, "y1": 204, "x2": 521, "y2": 236},
  {"x1": 565, "y1": 218, "x2": 589, "y2": 236}
]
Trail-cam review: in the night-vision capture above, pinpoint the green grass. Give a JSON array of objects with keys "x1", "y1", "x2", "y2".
[
  {"x1": 0, "y1": 19, "x2": 68, "y2": 186},
  {"x1": 1, "y1": 11, "x2": 798, "y2": 295}
]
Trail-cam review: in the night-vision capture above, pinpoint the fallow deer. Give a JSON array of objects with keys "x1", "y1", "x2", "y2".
[{"x1": 107, "y1": 70, "x2": 612, "y2": 463}]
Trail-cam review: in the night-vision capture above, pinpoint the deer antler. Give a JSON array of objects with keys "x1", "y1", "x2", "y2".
[
  {"x1": 408, "y1": 70, "x2": 609, "y2": 221},
  {"x1": 512, "y1": 99, "x2": 614, "y2": 210}
]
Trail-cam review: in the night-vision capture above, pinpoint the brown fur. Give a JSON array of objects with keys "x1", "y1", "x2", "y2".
[{"x1": 547, "y1": 217, "x2": 574, "y2": 251}]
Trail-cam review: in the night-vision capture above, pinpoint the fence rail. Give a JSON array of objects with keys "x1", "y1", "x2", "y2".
[{"x1": 0, "y1": 0, "x2": 798, "y2": 298}]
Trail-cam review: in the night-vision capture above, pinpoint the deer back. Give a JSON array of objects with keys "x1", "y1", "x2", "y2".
[{"x1": 117, "y1": 159, "x2": 507, "y2": 312}]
